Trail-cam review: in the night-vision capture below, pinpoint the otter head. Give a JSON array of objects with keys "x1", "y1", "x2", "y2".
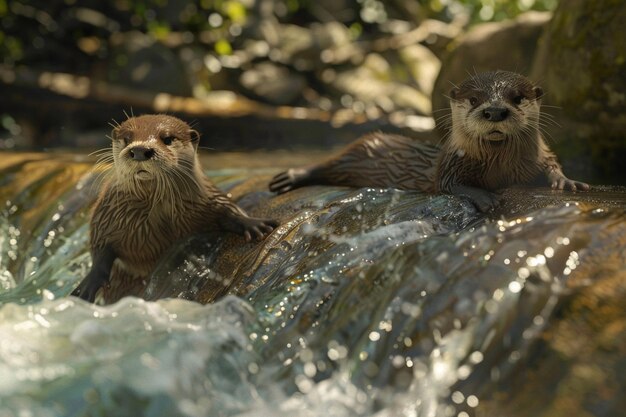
[
  {"x1": 449, "y1": 71, "x2": 543, "y2": 158},
  {"x1": 111, "y1": 114, "x2": 201, "y2": 195}
]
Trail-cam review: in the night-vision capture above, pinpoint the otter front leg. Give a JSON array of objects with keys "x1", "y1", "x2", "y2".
[
  {"x1": 222, "y1": 212, "x2": 279, "y2": 242},
  {"x1": 437, "y1": 152, "x2": 500, "y2": 212},
  {"x1": 71, "y1": 245, "x2": 116, "y2": 302},
  {"x1": 449, "y1": 185, "x2": 501, "y2": 212}
]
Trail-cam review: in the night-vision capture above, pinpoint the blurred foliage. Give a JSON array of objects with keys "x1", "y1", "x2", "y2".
[
  {"x1": 0, "y1": 0, "x2": 558, "y2": 68},
  {"x1": 0, "y1": 0, "x2": 255, "y2": 69},
  {"x1": 454, "y1": 0, "x2": 558, "y2": 22}
]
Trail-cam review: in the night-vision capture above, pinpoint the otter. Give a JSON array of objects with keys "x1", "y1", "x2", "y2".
[
  {"x1": 269, "y1": 71, "x2": 589, "y2": 210},
  {"x1": 72, "y1": 114, "x2": 278, "y2": 304}
]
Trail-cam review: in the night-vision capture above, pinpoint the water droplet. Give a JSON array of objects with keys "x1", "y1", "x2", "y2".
[
  {"x1": 467, "y1": 395, "x2": 479, "y2": 407},
  {"x1": 248, "y1": 362, "x2": 259, "y2": 374},
  {"x1": 509, "y1": 281, "x2": 523, "y2": 293},
  {"x1": 518, "y1": 268, "x2": 530, "y2": 279},
  {"x1": 295, "y1": 375, "x2": 313, "y2": 393},
  {"x1": 457, "y1": 365, "x2": 471, "y2": 380},
  {"x1": 451, "y1": 391, "x2": 465, "y2": 404},
  {"x1": 469, "y1": 351, "x2": 483, "y2": 364},
  {"x1": 303, "y1": 362, "x2": 317, "y2": 377}
]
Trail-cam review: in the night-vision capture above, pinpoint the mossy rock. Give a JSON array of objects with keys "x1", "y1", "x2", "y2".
[{"x1": 532, "y1": 0, "x2": 626, "y2": 184}]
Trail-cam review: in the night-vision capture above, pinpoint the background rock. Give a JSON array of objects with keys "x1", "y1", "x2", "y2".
[
  {"x1": 6, "y1": 0, "x2": 625, "y2": 188},
  {"x1": 239, "y1": 62, "x2": 307, "y2": 105},
  {"x1": 432, "y1": 11, "x2": 552, "y2": 122},
  {"x1": 531, "y1": 0, "x2": 626, "y2": 183},
  {"x1": 107, "y1": 31, "x2": 193, "y2": 96}
]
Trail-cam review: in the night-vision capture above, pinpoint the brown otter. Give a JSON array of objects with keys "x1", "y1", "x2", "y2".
[
  {"x1": 269, "y1": 71, "x2": 589, "y2": 210},
  {"x1": 72, "y1": 114, "x2": 278, "y2": 304}
]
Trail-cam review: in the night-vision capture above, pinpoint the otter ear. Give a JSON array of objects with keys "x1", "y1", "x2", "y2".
[
  {"x1": 189, "y1": 129, "x2": 200, "y2": 150},
  {"x1": 533, "y1": 86, "x2": 544, "y2": 100},
  {"x1": 189, "y1": 129, "x2": 200, "y2": 142}
]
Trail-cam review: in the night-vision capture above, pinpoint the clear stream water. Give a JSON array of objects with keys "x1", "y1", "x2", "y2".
[{"x1": 0, "y1": 154, "x2": 625, "y2": 417}]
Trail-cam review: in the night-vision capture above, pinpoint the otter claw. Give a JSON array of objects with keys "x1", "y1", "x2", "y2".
[
  {"x1": 269, "y1": 172, "x2": 294, "y2": 193},
  {"x1": 269, "y1": 168, "x2": 310, "y2": 194},
  {"x1": 551, "y1": 177, "x2": 590, "y2": 192},
  {"x1": 240, "y1": 218, "x2": 278, "y2": 241},
  {"x1": 576, "y1": 181, "x2": 591, "y2": 191}
]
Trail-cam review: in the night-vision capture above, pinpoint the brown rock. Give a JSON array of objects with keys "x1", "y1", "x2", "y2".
[{"x1": 432, "y1": 11, "x2": 552, "y2": 119}]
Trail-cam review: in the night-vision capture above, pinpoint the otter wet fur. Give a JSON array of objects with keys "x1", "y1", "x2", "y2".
[
  {"x1": 72, "y1": 114, "x2": 279, "y2": 304},
  {"x1": 269, "y1": 71, "x2": 589, "y2": 211}
]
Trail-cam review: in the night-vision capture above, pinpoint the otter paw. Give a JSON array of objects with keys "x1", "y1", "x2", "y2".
[
  {"x1": 240, "y1": 217, "x2": 279, "y2": 242},
  {"x1": 71, "y1": 279, "x2": 103, "y2": 303},
  {"x1": 551, "y1": 177, "x2": 590, "y2": 192},
  {"x1": 269, "y1": 168, "x2": 309, "y2": 194},
  {"x1": 468, "y1": 192, "x2": 501, "y2": 212},
  {"x1": 450, "y1": 185, "x2": 501, "y2": 212}
]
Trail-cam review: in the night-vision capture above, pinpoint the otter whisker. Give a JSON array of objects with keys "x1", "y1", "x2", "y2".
[
  {"x1": 90, "y1": 146, "x2": 113, "y2": 157},
  {"x1": 539, "y1": 104, "x2": 563, "y2": 110},
  {"x1": 168, "y1": 166, "x2": 194, "y2": 202},
  {"x1": 169, "y1": 158, "x2": 198, "y2": 197}
]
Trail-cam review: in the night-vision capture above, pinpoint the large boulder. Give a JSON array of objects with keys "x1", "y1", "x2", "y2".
[
  {"x1": 106, "y1": 31, "x2": 193, "y2": 96},
  {"x1": 531, "y1": 0, "x2": 626, "y2": 183},
  {"x1": 432, "y1": 11, "x2": 552, "y2": 122}
]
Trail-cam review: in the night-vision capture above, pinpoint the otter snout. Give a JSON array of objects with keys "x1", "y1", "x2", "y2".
[
  {"x1": 128, "y1": 146, "x2": 155, "y2": 161},
  {"x1": 482, "y1": 106, "x2": 509, "y2": 122}
]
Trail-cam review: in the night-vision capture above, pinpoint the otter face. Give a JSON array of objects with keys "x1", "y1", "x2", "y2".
[
  {"x1": 449, "y1": 71, "x2": 543, "y2": 150},
  {"x1": 111, "y1": 114, "x2": 200, "y2": 193}
]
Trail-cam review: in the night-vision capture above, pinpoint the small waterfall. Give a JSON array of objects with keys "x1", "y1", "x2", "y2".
[{"x1": 1, "y1": 154, "x2": 625, "y2": 417}]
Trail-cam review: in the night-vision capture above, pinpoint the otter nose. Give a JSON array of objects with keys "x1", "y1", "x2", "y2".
[
  {"x1": 483, "y1": 107, "x2": 509, "y2": 122},
  {"x1": 128, "y1": 146, "x2": 155, "y2": 161}
]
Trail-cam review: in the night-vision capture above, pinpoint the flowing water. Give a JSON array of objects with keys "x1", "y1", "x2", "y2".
[{"x1": 0, "y1": 153, "x2": 625, "y2": 417}]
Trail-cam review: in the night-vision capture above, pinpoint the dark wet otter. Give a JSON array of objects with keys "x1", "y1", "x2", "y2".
[
  {"x1": 72, "y1": 114, "x2": 278, "y2": 304},
  {"x1": 269, "y1": 71, "x2": 589, "y2": 210}
]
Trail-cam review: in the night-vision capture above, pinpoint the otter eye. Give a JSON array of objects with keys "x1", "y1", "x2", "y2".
[
  {"x1": 121, "y1": 136, "x2": 131, "y2": 146},
  {"x1": 469, "y1": 97, "x2": 478, "y2": 106},
  {"x1": 162, "y1": 135, "x2": 176, "y2": 146},
  {"x1": 513, "y1": 95, "x2": 524, "y2": 105}
]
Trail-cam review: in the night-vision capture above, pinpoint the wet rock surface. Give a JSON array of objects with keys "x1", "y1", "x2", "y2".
[{"x1": 1, "y1": 154, "x2": 624, "y2": 416}]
